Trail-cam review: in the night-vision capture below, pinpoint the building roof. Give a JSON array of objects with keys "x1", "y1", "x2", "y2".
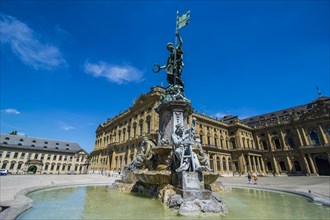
[
  {"x1": 0, "y1": 134, "x2": 86, "y2": 154},
  {"x1": 241, "y1": 96, "x2": 330, "y2": 127}
]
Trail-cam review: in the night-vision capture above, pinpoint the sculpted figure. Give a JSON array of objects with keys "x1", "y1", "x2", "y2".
[
  {"x1": 126, "y1": 137, "x2": 155, "y2": 170},
  {"x1": 171, "y1": 122, "x2": 209, "y2": 173},
  {"x1": 153, "y1": 33, "x2": 184, "y2": 88}
]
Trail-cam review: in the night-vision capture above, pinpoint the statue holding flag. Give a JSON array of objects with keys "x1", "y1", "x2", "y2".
[{"x1": 153, "y1": 11, "x2": 190, "y2": 90}]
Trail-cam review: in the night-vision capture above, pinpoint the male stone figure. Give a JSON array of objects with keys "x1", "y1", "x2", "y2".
[
  {"x1": 171, "y1": 121, "x2": 209, "y2": 173},
  {"x1": 126, "y1": 137, "x2": 155, "y2": 170},
  {"x1": 153, "y1": 33, "x2": 184, "y2": 88}
]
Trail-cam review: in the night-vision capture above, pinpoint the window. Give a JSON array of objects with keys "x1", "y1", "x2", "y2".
[
  {"x1": 13, "y1": 152, "x2": 18, "y2": 158},
  {"x1": 45, "y1": 164, "x2": 49, "y2": 170},
  {"x1": 18, "y1": 143, "x2": 22, "y2": 146},
  {"x1": 288, "y1": 137, "x2": 296, "y2": 148},
  {"x1": 56, "y1": 143, "x2": 59, "y2": 145},
  {"x1": 66, "y1": 148, "x2": 69, "y2": 150},
  {"x1": 279, "y1": 161, "x2": 286, "y2": 171},
  {"x1": 34, "y1": 154, "x2": 38, "y2": 159},
  {"x1": 6, "y1": 152, "x2": 11, "y2": 158},
  {"x1": 214, "y1": 138, "x2": 218, "y2": 147},
  {"x1": 21, "y1": 152, "x2": 25, "y2": 159},
  {"x1": 59, "y1": 156, "x2": 62, "y2": 161},
  {"x1": 17, "y1": 163, "x2": 22, "y2": 170},
  {"x1": 2, "y1": 142, "x2": 7, "y2": 145},
  {"x1": 53, "y1": 155, "x2": 57, "y2": 160},
  {"x1": 294, "y1": 161, "x2": 302, "y2": 171},
  {"x1": 199, "y1": 135, "x2": 203, "y2": 145},
  {"x1": 133, "y1": 126, "x2": 137, "y2": 138},
  {"x1": 19, "y1": 139, "x2": 24, "y2": 142},
  {"x1": 47, "y1": 155, "x2": 51, "y2": 160},
  {"x1": 41, "y1": 154, "x2": 45, "y2": 160},
  {"x1": 10, "y1": 163, "x2": 15, "y2": 169},
  {"x1": 231, "y1": 140, "x2": 236, "y2": 149},
  {"x1": 31, "y1": 144, "x2": 35, "y2": 147},
  {"x1": 66, "y1": 144, "x2": 69, "y2": 146},
  {"x1": 147, "y1": 120, "x2": 151, "y2": 134},
  {"x1": 32, "y1": 140, "x2": 36, "y2": 143},
  {"x1": 45, "y1": 141, "x2": 48, "y2": 144},
  {"x1": 274, "y1": 139, "x2": 281, "y2": 149},
  {"x1": 207, "y1": 136, "x2": 211, "y2": 145},
  {"x1": 139, "y1": 123, "x2": 143, "y2": 136},
  {"x1": 55, "y1": 147, "x2": 59, "y2": 149},
  {"x1": 44, "y1": 146, "x2": 47, "y2": 148},
  {"x1": 1, "y1": 162, "x2": 7, "y2": 169},
  {"x1": 5, "y1": 137, "x2": 10, "y2": 140},
  {"x1": 262, "y1": 140, "x2": 268, "y2": 150},
  {"x1": 310, "y1": 131, "x2": 321, "y2": 145}
]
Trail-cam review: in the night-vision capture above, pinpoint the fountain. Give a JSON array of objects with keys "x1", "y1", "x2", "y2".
[{"x1": 111, "y1": 11, "x2": 228, "y2": 216}]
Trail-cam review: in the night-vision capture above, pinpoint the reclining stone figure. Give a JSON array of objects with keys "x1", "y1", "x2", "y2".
[{"x1": 126, "y1": 137, "x2": 155, "y2": 171}]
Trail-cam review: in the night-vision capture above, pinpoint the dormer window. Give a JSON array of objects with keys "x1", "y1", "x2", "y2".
[
  {"x1": 66, "y1": 148, "x2": 69, "y2": 150},
  {"x1": 31, "y1": 144, "x2": 35, "y2": 147},
  {"x1": 44, "y1": 146, "x2": 47, "y2": 148},
  {"x1": 56, "y1": 143, "x2": 59, "y2": 145},
  {"x1": 5, "y1": 137, "x2": 10, "y2": 140},
  {"x1": 3, "y1": 142, "x2": 7, "y2": 144},
  {"x1": 44, "y1": 141, "x2": 48, "y2": 144},
  {"x1": 32, "y1": 140, "x2": 36, "y2": 143},
  {"x1": 66, "y1": 144, "x2": 69, "y2": 146},
  {"x1": 55, "y1": 147, "x2": 59, "y2": 149},
  {"x1": 18, "y1": 143, "x2": 22, "y2": 146},
  {"x1": 19, "y1": 139, "x2": 24, "y2": 142}
]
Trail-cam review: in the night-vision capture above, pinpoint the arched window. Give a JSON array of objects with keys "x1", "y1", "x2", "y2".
[
  {"x1": 222, "y1": 157, "x2": 227, "y2": 170},
  {"x1": 288, "y1": 137, "x2": 296, "y2": 148},
  {"x1": 279, "y1": 161, "x2": 286, "y2": 171},
  {"x1": 262, "y1": 140, "x2": 268, "y2": 150},
  {"x1": 231, "y1": 140, "x2": 236, "y2": 149},
  {"x1": 209, "y1": 156, "x2": 214, "y2": 170},
  {"x1": 266, "y1": 162, "x2": 272, "y2": 171},
  {"x1": 309, "y1": 131, "x2": 321, "y2": 145},
  {"x1": 293, "y1": 161, "x2": 301, "y2": 171}
]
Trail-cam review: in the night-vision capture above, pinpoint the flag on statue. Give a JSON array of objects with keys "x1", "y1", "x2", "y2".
[{"x1": 176, "y1": 10, "x2": 190, "y2": 31}]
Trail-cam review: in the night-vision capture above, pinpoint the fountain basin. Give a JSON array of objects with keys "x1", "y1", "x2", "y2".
[{"x1": 133, "y1": 170, "x2": 171, "y2": 185}]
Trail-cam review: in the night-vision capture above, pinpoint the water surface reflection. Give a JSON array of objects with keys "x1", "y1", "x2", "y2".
[{"x1": 18, "y1": 186, "x2": 330, "y2": 219}]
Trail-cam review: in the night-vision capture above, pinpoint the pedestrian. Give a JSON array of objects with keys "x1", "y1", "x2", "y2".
[
  {"x1": 247, "y1": 173, "x2": 252, "y2": 184},
  {"x1": 253, "y1": 175, "x2": 258, "y2": 184}
]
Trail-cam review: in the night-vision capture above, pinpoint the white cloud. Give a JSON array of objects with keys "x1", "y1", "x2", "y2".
[
  {"x1": 214, "y1": 112, "x2": 227, "y2": 119},
  {"x1": 84, "y1": 61, "x2": 144, "y2": 84},
  {"x1": 1, "y1": 108, "x2": 20, "y2": 115},
  {"x1": 58, "y1": 121, "x2": 75, "y2": 131},
  {"x1": 0, "y1": 13, "x2": 66, "y2": 70}
]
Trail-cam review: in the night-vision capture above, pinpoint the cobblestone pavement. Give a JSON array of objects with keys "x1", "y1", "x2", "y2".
[{"x1": 0, "y1": 174, "x2": 329, "y2": 219}]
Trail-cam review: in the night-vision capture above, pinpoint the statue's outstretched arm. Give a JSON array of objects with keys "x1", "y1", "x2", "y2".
[{"x1": 176, "y1": 33, "x2": 183, "y2": 48}]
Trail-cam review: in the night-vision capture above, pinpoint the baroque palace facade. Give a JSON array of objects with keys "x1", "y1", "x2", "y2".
[
  {"x1": 91, "y1": 86, "x2": 330, "y2": 176},
  {"x1": 0, "y1": 134, "x2": 88, "y2": 174}
]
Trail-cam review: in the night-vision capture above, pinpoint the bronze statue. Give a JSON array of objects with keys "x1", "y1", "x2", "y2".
[{"x1": 153, "y1": 33, "x2": 184, "y2": 88}]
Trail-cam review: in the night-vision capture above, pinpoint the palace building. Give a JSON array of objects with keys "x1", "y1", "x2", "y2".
[
  {"x1": 0, "y1": 134, "x2": 89, "y2": 174},
  {"x1": 90, "y1": 86, "x2": 330, "y2": 176}
]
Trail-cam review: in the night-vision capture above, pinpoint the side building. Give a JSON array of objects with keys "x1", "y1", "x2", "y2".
[
  {"x1": 90, "y1": 86, "x2": 330, "y2": 176},
  {"x1": 0, "y1": 134, "x2": 89, "y2": 174}
]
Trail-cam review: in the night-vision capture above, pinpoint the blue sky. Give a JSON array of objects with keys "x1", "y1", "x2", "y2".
[{"x1": 1, "y1": 0, "x2": 329, "y2": 152}]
